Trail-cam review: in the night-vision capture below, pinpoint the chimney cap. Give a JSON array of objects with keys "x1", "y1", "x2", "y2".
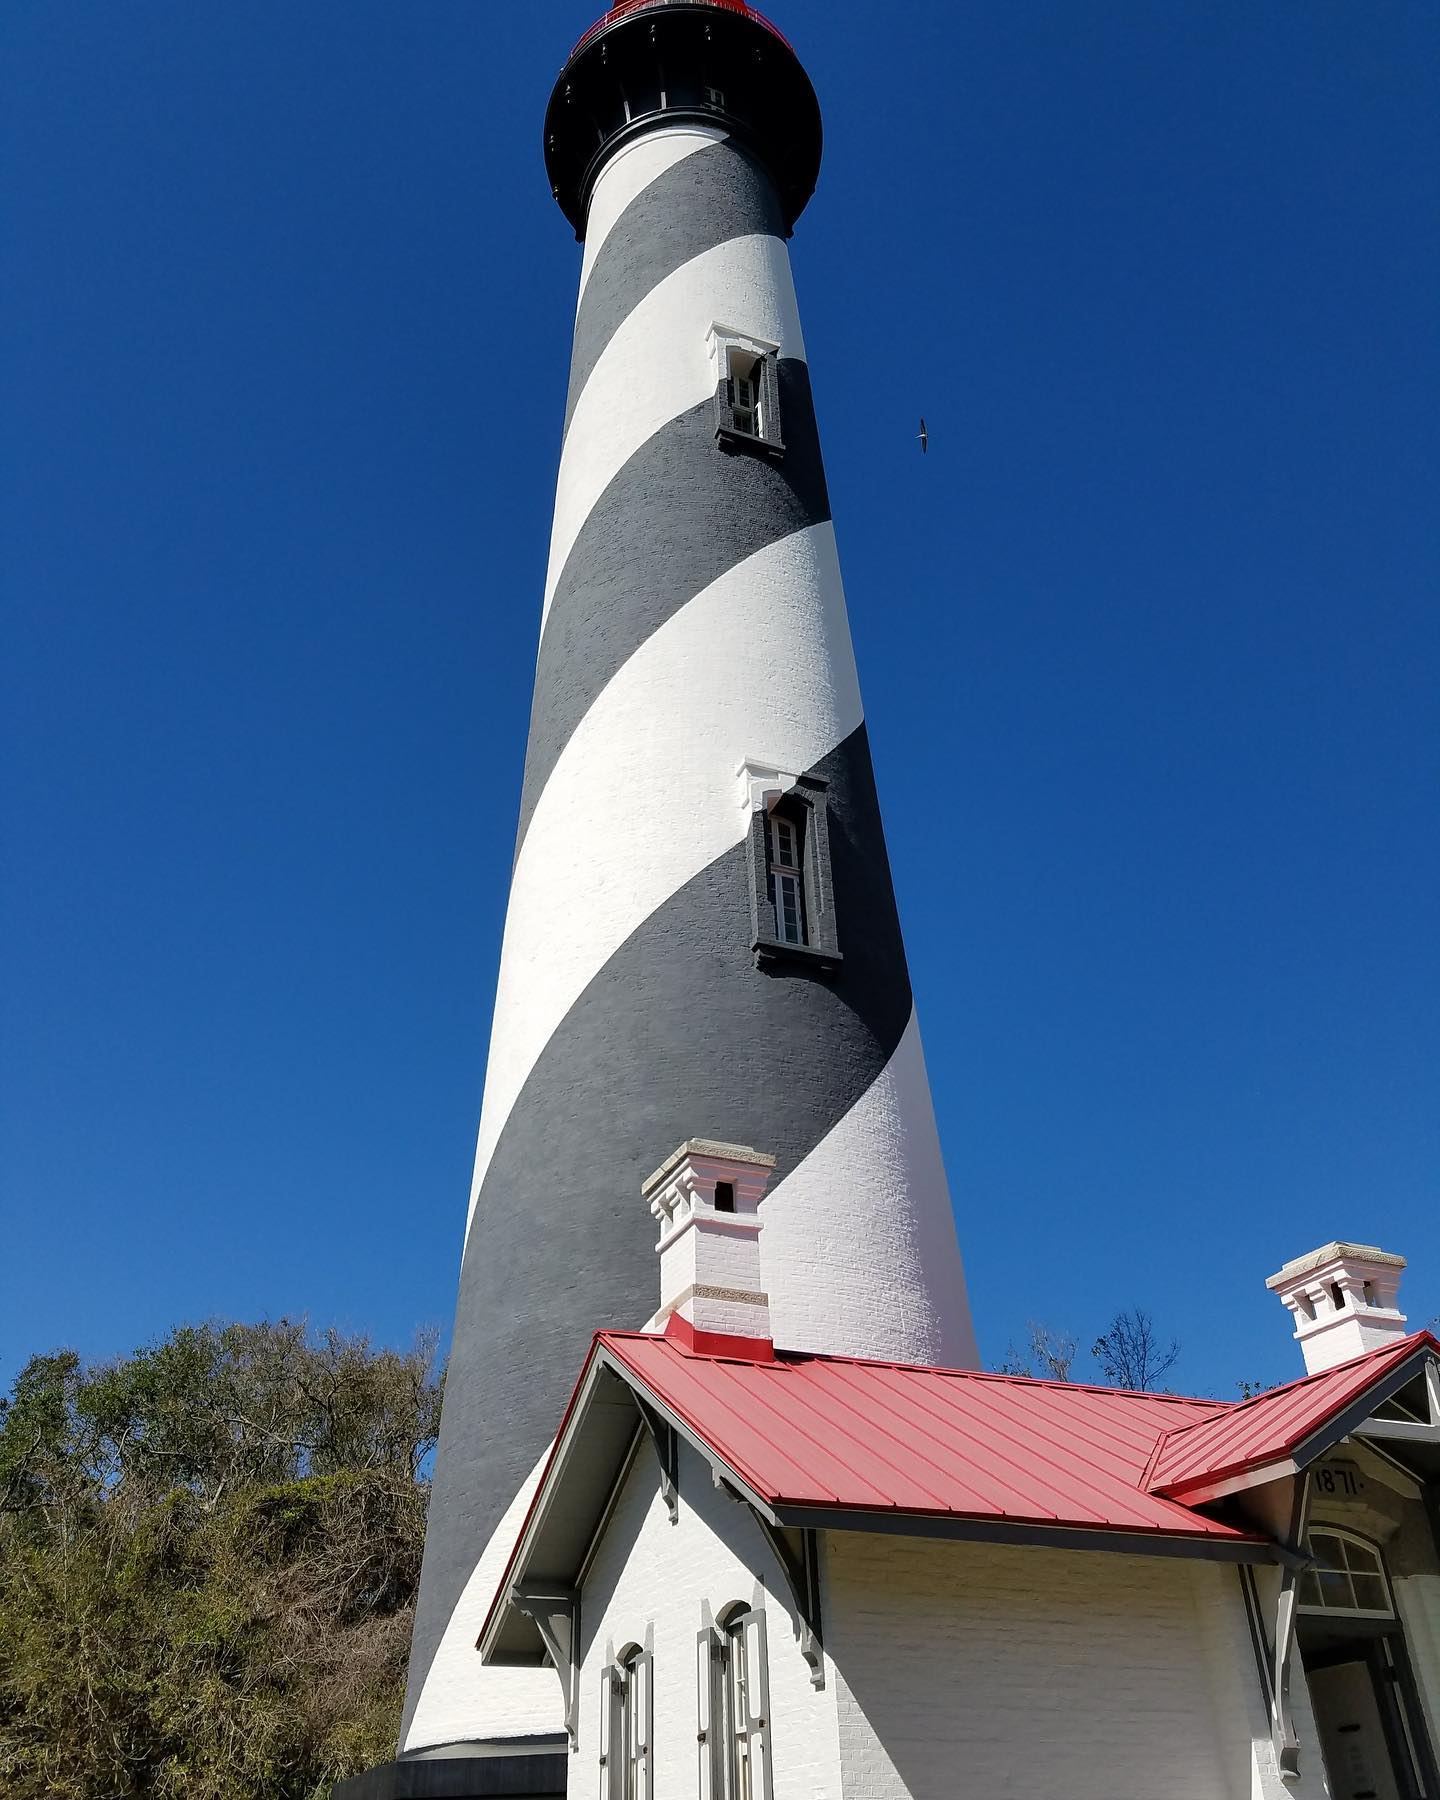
[
  {"x1": 1266, "y1": 1242, "x2": 1407, "y2": 1290},
  {"x1": 642, "y1": 1139, "x2": 777, "y2": 1197}
]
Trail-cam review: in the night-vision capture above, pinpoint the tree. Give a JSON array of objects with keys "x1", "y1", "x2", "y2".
[
  {"x1": 0, "y1": 1319, "x2": 442, "y2": 1800},
  {"x1": 1091, "y1": 1307, "x2": 1180, "y2": 1392},
  {"x1": 995, "y1": 1322, "x2": 1079, "y2": 1383}
]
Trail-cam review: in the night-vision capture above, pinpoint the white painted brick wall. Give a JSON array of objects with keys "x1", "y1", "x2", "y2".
[
  {"x1": 824, "y1": 1533, "x2": 1334, "y2": 1800},
  {"x1": 1395, "y1": 1572, "x2": 1440, "y2": 1759},
  {"x1": 578, "y1": 1440, "x2": 844, "y2": 1800},
  {"x1": 1188, "y1": 1562, "x2": 1331, "y2": 1800}
]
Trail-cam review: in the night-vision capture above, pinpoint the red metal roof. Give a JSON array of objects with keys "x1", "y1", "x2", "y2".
[
  {"x1": 571, "y1": 0, "x2": 793, "y2": 59},
  {"x1": 1146, "y1": 1331, "x2": 1439, "y2": 1499},
  {"x1": 600, "y1": 1332, "x2": 1262, "y2": 1545}
]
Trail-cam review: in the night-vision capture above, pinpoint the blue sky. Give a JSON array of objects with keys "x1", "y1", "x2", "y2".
[{"x1": 3, "y1": 0, "x2": 1436, "y2": 1402}]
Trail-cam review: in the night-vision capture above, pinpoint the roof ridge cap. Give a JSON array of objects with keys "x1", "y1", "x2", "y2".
[{"x1": 599, "y1": 1332, "x2": 1229, "y2": 1405}]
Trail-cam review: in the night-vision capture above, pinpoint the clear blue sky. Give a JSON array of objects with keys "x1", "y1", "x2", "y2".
[{"x1": 3, "y1": 0, "x2": 1436, "y2": 1402}]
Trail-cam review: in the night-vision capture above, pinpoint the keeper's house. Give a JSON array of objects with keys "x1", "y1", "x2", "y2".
[{"x1": 481, "y1": 1143, "x2": 1440, "y2": 1800}]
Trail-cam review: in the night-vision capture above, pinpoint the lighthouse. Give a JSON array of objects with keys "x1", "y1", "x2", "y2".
[{"x1": 395, "y1": 0, "x2": 979, "y2": 1782}]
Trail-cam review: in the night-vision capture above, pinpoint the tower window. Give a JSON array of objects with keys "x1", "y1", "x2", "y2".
[
  {"x1": 708, "y1": 325, "x2": 784, "y2": 456},
  {"x1": 767, "y1": 810, "x2": 806, "y2": 945},
  {"x1": 729, "y1": 351, "x2": 764, "y2": 440},
  {"x1": 740, "y1": 762, "x2": 842, "y2": 976},
  {"x1": 714, "y1": 1181, "x2": 735, "y2": 1214}
]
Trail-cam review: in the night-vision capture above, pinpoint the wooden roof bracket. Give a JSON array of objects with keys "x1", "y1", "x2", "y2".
[
  {"x1": 634, "y1": 1396, "x2": 680, "y2": 1525},
  {"x1": 510, "y1": 1583, "x2": 581, "y2": 1749},
  {"x1": 1239, "y1": 1474, "x2": 1314, "y2": 1786},
  {"x1": 713, "y1": 1471, "x2": 825, "y2": 1689}
]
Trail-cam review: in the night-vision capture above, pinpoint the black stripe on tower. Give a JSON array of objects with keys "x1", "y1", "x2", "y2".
[
  {"x1": 564, "y1": 139, "x2": 787, "y2": 434},
  {"x1": 405, "y1": 721, "x2": 914, "y2": 1719},
  {"x1": 519, "y1": 361, "x2": 829, "y2": 852}
]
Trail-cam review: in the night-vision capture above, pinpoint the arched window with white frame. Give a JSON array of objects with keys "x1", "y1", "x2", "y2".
[{"x1": 1299, "y1": 1528, "x2": 1396, "y2": 1620}]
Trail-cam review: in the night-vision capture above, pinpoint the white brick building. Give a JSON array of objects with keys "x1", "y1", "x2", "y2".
[{"x1": 475, "y1": 1148, "x2": 1440, "y2": 1800}]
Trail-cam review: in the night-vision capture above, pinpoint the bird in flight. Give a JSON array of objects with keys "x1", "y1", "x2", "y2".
[{"x1": 918, "y1": 417, "x2": 929, "y2": 454}]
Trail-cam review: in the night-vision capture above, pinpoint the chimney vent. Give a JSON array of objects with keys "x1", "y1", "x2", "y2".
[
  {"x1": 643, "y1": 1140, "x2": 777, "y2": 1356},
  {"x1": 1267, "y1": 1242, "x2": 1408, "y2": 1375}
]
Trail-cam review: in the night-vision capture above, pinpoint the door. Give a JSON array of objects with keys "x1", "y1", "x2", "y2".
[{"x1": 1310, "y1": 1660, "x2": 1404, "y2": 1800}]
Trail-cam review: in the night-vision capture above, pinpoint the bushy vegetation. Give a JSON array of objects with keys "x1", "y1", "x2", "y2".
[{"x1": 0, "y1": 1321, "x2": 441, "y2": 1799}]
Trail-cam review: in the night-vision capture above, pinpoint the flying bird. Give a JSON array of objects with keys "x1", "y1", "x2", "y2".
[{"x1": 918, "y1": 417, "x2": 929, "y2": 454}]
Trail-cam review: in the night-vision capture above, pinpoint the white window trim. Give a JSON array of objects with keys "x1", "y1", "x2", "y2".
[
  {"x1": 707, "y1": 323, "x2": 781, "y2": 387},
  {"x1": 1298, "y1": 1526, "x2": 1397, "y2": 1620},
  {"x1": 707, "y1": 323, "x2": 784, "y2": 450}
]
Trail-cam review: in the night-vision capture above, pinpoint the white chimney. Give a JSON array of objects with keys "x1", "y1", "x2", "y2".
[
  {"x1": 1267, "y1": 1242, "x2": 1409, "y2": 1375},
  {"x1": 643, "y1": 1140, "x2": 777, "y2": 1353}
]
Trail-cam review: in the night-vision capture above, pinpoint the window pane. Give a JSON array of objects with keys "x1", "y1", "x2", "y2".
[
  {"x1": 770, "y1": 816, "x2": 799, "y2": 869},
  {"x1": 1299, "y1": 1569, "x2": 1323, "y2": 1607},
  {"x1": 1316, "y1": 1569, "x2": 1355, "y2": 1609},
  {"x1": 1339, "y1": 1537, "x2": 1382, "y2": 1578},
  {"x1": 1310, "y1": 1531, "x2": 1342, "y2": 1569},
  {"x1": 1349, "y1": 1575, "x2": 1390, "y2": 1613},
  {"x1": 775, "y1": 872, "x2": 803, "y2": 944}
]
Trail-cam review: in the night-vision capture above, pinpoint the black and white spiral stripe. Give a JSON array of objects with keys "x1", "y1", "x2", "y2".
[{"x1": 403, "y1": 125, "x2": 977, "y2": 1751}]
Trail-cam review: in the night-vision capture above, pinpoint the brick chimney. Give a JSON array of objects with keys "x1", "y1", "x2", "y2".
[
  {"x1": 1267, "y1": 1242, "x2": 1409, "y2": 1375},
  {"x1": 643, "y1": 1140, "x2": 777, "y2": 1357}
]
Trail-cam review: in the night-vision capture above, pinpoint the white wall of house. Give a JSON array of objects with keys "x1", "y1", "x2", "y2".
[
  {"x1": 822, "y1": 1531, "x2": 1332, "y2": 1800},
  {"x1": 1395, "y1": 1573, "x2": 1440, "y2": 1755},
  {"x1": 577, "y1": 1438, "x2": 845, "y2": 1800}
]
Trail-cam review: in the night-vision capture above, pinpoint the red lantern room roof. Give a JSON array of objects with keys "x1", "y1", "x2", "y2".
[{"x1": 572, "y1": 0, "x2": 792, "y2": 59}]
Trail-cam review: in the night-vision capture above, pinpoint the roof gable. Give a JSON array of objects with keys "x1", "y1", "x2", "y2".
[{"x1": 1146, "y1": 1331, "x2": 1440, "y2": 1501}]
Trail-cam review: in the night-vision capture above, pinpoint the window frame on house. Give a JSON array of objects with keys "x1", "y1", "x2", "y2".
[
  {"x1": 1299, "y1": 1527, "x2": 1397, "y2": 1621},
  {"x1": 697, "y1": 1606, "x2": 773, "y2": 1800},
  {"x1": 708, "y1": 325, "x2": 785, "y2": 456},
  {"x1": 599, "y1": 1642, "x2": 652, "y2": 1800}
]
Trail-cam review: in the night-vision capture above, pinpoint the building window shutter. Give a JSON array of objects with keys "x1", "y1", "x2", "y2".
[
  {"x1": 759, "y1": 353, "x2": 782, "y2": 446},
  {"x1": 696, "y1": 1626, "x2": 718, "y2": 1800},
  {"x1": 598, "y1": 1665, "x2": 613, "y2": 1799},
  {"x1": 635, "y1": 1650, "x2": 653, "y2": 1800},
  {"x1": 740, "y1": 1609, "x2": 774, "y2": 1800}
]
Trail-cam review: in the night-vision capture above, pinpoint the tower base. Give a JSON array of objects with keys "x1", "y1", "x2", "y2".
[{"x1": 331, "y1": 1737, "x2": 568, "y2": 1800}]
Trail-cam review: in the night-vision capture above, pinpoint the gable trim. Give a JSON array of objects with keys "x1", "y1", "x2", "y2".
[{"x1": 1291, "y1": 1348, "x2": 1439, "y2": 1472}]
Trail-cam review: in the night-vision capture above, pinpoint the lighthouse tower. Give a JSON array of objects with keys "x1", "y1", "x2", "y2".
[{"x1": 398, "y1": 0, "x2": 979, "y2": 1778}]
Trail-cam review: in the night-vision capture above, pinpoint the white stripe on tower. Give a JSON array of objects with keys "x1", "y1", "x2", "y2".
[
  {"x1": 575, "y1": 124, "x2": 725, "y2": 306},
  {"x1": 542, "y1": 228, "x2": 805, "y2": 630},
  {"x1": 466, "y1": 521, "x2": 860, "y2": 1231},
  {"x1": 399, "y1": 3, "x2": 979, "y2": 1761}
]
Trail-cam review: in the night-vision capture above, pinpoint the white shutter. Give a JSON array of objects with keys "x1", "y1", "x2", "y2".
[
  {"x1": 635, "y1": 1650, "x2": 653, "y2": 1800},
  {"x1": 741, "y1": 1610, "x2": 774, "y2": 1800},
  {"x1": 696, "y1": 1626, "x2": 717, "y2": 1800},
  {"x1": 598, "y1": 1664, "x2": 613, "y2": 1800}
]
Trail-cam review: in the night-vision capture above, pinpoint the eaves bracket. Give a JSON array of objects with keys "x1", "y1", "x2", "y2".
[
  {"x1": 511, "y1": 1583, "x2": 580, "y2": 1748},
  {"x1": 635, "y1": 1398, "x2": 679, "y2": 1525},
  {"x1": 1240, "y1": 1475, "x2": 1313, "y2": 1786},
  {"x1": 714, "y1": 1472, "x2": 824, "y2": 1688}
]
